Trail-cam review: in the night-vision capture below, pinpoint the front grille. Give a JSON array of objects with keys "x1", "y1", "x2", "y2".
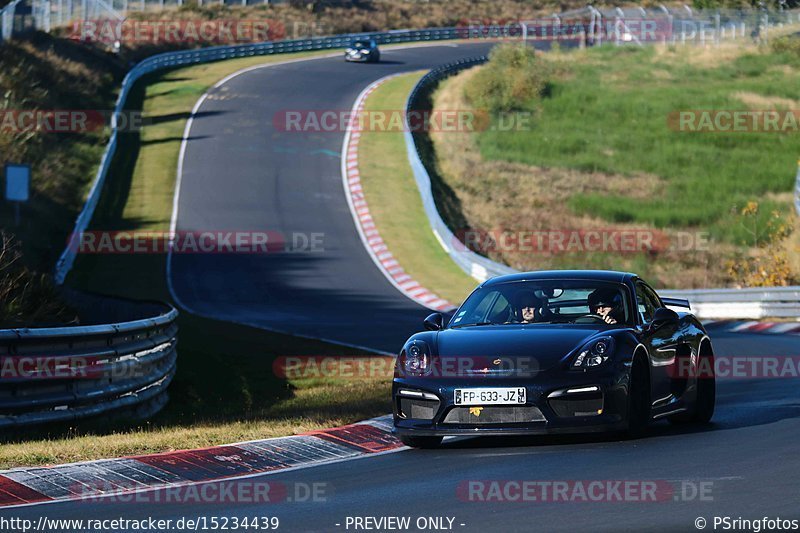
[
  {"x1": 442, "y1": 406, "x2": 545, "y2": 424},
  {"x1": 399, "y1": 397, "x2": 439, "y2": 420}
]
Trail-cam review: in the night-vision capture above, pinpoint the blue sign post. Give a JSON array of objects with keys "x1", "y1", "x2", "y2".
[{"x1": 5, "y1": 163, "x2": 30, "y2": 226}]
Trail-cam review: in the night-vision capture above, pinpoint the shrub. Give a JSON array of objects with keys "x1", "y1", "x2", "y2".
[
  {"x1": 0, "y1": 233, "x2": 75, "y2": 327},
  {"x1": 463, "y1": 43, "x2": 550, "y2": 113},
  {"x1": 770, "y1": 35, "x2": 800, "y2": 56}
]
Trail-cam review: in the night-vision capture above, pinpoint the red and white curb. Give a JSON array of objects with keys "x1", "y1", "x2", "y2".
[
  {"x1": 704, "y1": 320, "x2": 800, "y2": 335},
  {"x1": 340, "y1": 75, "x2": 454, "y2": 313},
  {"x1": 0, "y1": 416, "x2": 401, "y2": 508},
  {"x1": 728, "y1": 321, "x2": 800, "y2": 335}
]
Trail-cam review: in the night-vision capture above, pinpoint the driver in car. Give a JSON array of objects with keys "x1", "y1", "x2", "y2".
[
  {"x1": 587, "y1": 288, "x2": 623, "y2": 325},
  {"x1": 516, "y1": 290, "x2": 546, "y2": 324}
]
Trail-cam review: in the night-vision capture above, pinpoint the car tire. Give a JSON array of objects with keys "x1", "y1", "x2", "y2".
[
  {"x1": 399, "y1": 435, "x2": 442, "y2": 449},
  {"x1": 669, "y1": 352, "x2": 715, "y2": 424},
  {"x1": 625, "y1": 354, "x2": 651, "y2": 439}
]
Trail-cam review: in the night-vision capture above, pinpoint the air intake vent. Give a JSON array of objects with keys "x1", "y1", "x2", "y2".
[
  {"x1": 443, "y1": 406, "x2": 545, "y2": 424},
  {"x1": 399, "y1": 398, "x2": 439, "y2": 420},
  {"x1": 549, "y1": 393, "x2": 604, "y2": 417}
]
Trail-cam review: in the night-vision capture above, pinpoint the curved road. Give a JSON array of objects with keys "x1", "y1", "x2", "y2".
[
  {"x1": 168, "y1": 42, "x2": 499, "y2": 352},
  {"x1": 3, "y1": 330, "x2": 799, "y2": 530},
  {"x1": 5, "y1": 40, "x2": 794, "y2": 531},
  {"x1": 157, "y1": 43, "x2": 798, "y2": 530}
]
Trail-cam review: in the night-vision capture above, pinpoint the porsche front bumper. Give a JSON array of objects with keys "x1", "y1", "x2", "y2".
[{"x1": 392, "y1": 366, "x2": 630, "y2": 437}]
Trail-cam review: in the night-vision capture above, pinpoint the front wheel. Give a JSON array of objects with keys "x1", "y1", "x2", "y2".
[
  {"x1": 670, "y1": 353, "x2": 715, "y2": 424},
  {"x1": 399, "y1": 435, "x2": 442, "y2": 449},
  {"x1": 625, "y1": 355, "x2": 651, "y2": 438}
]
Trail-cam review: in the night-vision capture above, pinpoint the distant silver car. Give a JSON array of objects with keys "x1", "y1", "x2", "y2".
[{"x1": 344, "y1": 39, "x2": 380, "y2": 63}]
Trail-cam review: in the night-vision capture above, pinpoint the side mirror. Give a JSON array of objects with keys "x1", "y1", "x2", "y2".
[
  {"x1": 650, "y1": 307, "x2": 679, "y2": 330},
  {"x1": 423, "y1": 312, "x2": 444, "y2": 331}
]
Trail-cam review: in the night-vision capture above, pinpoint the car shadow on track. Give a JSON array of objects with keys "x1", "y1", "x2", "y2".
[{"x1": 434, "y1": 398, "x2": 800, "y2": 450}]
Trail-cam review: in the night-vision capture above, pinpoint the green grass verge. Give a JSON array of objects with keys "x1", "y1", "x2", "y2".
[
  {"x1": 474, "y1": 43, "x2": 800, "y2": 245},
  {"x1": 357, "y1": 73, "x2": 478, "y2": 305}
]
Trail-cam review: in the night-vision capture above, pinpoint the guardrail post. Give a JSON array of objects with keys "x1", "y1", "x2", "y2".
[{"x1": 46, "y1": 0, "x2": 52, "y2": 31}]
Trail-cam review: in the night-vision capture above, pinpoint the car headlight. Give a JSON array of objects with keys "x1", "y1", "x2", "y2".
[
  {"x1": 572, "y1": 337, "x2": 615, "y2": 369},
  {"x1": 398, "y1": 340, "x2": 431, "y2": 376}
]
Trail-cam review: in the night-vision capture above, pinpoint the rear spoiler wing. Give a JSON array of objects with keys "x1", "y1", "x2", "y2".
[{"x1": 661, "y1": 297, "x2": 691, "y2": 309}]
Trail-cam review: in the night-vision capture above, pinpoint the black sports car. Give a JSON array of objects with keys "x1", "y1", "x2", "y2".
[
  {"x1": 344, "y1": 39, "x2": 381, "y2": 62},
  {"x1": 392, "y1": 270, "x2": 715, "y2": 448}
]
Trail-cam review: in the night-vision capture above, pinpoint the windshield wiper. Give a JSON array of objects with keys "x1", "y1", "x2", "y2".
[{"x1": 451, "y1": 321, "x2": 497, "y2": 328}]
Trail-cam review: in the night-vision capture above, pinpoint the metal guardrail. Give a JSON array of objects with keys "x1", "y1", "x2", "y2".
[
  {"x1": 404, "y1": 57, "x2": 800, "y2": 320},
  {"x1": 53, "y1": 25, "x2": 520, "y2": 284},
  {"x1": 0, "y1": 0, "x2": 22, "y2": 41},
  {"x1": 0, "y1": 301, "x2": 177, "y2": 428},
  {"x1": 521, "y1": 6, "x2": 800, "y2": 48},
  {"x1": 661, "y1": 287, "x2": 800, "y2": 319},
  {"x1": 405, "y1": 57, "x2": 517, "y2": 283}
]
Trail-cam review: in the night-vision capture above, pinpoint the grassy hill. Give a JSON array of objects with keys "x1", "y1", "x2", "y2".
[{"x1": 427, "y1": 40, "x2": 800, "y2": 288}]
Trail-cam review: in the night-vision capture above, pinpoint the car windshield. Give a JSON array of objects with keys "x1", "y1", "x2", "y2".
[
  {"x1": 351, "y1": 41, "x2": 370, "y2": 49},
  {"x1": 450, "y1": 280, "x2": 632, "y2": 327}
]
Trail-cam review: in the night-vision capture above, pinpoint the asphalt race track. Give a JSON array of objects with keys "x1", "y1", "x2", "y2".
[
  {"x1": 13, "y1": 41, "x2": 795, "y2": 532},
  {"x1": 3, "y1": 330, "x2": 799, "y2": 531},
  {"x1": 168, "y1": 42, "x2": 502, "y2": 353}
]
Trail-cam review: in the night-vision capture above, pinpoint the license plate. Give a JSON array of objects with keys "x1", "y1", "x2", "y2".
[{"x1": 454, "y1": 387, "x2": 526, "y2": 406}]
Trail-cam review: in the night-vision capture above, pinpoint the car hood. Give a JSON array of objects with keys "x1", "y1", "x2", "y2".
[{"x1": 435, "y1": 325, "x2": 603, "y2": 374}]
